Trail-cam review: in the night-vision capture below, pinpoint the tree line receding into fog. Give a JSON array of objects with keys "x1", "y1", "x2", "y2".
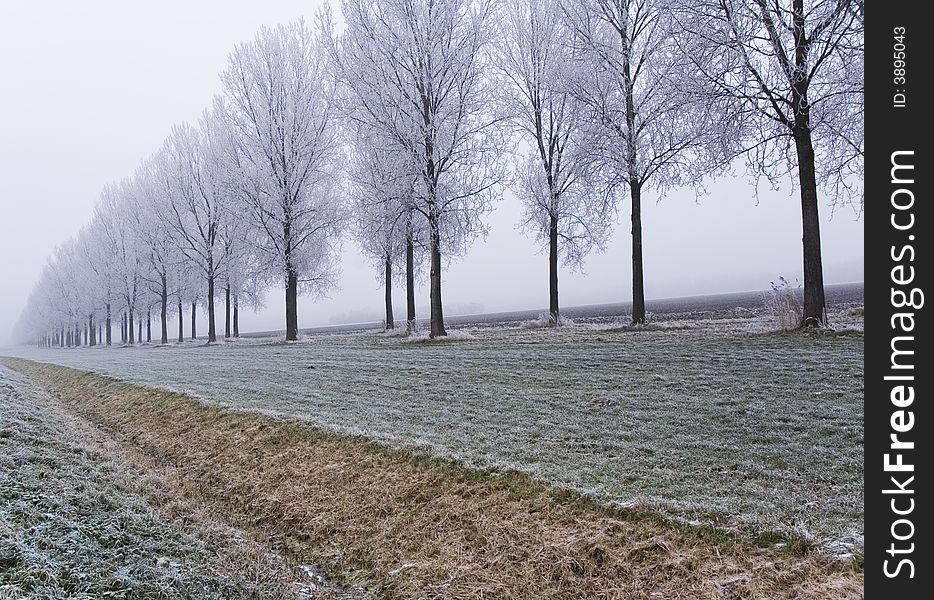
[{"x1": 14, "y1": 0, "x2": 863, "y2": 347}]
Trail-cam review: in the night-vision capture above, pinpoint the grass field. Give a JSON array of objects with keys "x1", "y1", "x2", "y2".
[
  {"x1": 1, "y1": 359, "x2": 862, "y2": 598},
  {"x1": 2, "y1": 315, "x2": 864, "y2": 555},
  {"x1": 0, "y1": 364, "x2": 352, "y2": 599}
]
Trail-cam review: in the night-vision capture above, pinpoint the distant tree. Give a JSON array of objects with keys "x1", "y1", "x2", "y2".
[
  {"x1": 172, "y1": 267, "x2": 197, "y2": 343},
  {"x1": 338, "y1": 0, "x2": 503, "y2": 337},
  {"x1": 13, "y1": 283, "x2": 54, "y2": 347},
  {"x1": 27, "y1": 265, "x2": 59, "y2": 347},
  {"x1": 44, "y1": 249, "x2": 70, "y2": 346},
  {"x1": 493, "y1": 0, "x2": 610, "y2": 324},
  {"x1": 671, "y1": 0, "x2": 864, "y2": 325},
  {"x1": 218, "y1": 168, "x2": 255, "y2": 340},
  {"x1": 564, "y1": 0, "x2": 735, "y2": 324},
  {"x1": 223, "y1": 20, "x2": 345, "y2": 341},
  {"x1": 96, "y1": 182, "x2": 143, "y2": 344},
  {"x1": 130, "y1": 154, "x2": 181, "y2": 344},
  {"x1": 75, "y1": 223, "x2": 111, "y2": 345},
  {"x1": 51, "y1": 241, "x2": 84, "y2": 347},
  {"x1": 348, "y1": 133, "x2": 426, "y2": 331},
  {"x1": 159, "y1": 112, "x2": 234, "y2": 344}
]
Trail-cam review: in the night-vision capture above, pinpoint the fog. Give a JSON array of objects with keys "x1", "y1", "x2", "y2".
[{"x1": 0, "y1": 0, "x2": 863, "y2": 344}]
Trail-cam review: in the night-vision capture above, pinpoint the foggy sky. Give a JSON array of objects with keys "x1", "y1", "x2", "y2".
[{"x1": 0, "y1": 1, "x2": 863, "y2": 345}]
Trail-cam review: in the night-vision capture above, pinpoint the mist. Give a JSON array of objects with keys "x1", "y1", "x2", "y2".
[{"x1": 0, "y1": 0, "x2": 863, "y2": 345}]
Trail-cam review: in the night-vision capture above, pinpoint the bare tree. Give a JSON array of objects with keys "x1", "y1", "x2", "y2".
[
  {"x1": 46, "y1": 241, "x2": 83, "y2": 347},
  {"x1": 159, "y1": 112, "x2": 231, "y2": 344},
  {"x1": 494, "y1": 0, "x2": 610, "y2": 324},
  {"x1": 348, "y1": 136, "x2": 426, "y2": 330},
  {"x1": 130, "y1": 154, "x2": 182, "y2": 344},
  {"x1": 339, "y1": 0, "x2": 503, "y2": 337},
  {"x1": 223, "y1": 20, "x2": 344, "y2": 341},
  {"x1": 671, "y1": 0, "x2": 863, "y2": 325},
  {"x1": 77, "y1": 218, "x2": 117, "y2": 345},
  {"x1": 96, "y1": 181, "x2": 142, "y2": 344},
  {"x1": 565, "y1": 0, "x2": 734, "y2": 324}
]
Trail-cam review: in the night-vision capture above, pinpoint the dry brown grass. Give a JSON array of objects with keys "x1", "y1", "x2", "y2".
[{"x1": 2, "y1": 358, "x2": 863, "y2": 599}]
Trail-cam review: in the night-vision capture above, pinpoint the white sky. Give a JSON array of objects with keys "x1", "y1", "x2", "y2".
[{"x1": 0, "y1": 1, "x2": 863, "y2": 343}]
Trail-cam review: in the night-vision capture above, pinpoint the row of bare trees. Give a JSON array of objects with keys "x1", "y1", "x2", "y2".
[{"x1": 14, "y1": 0, "x2": 863, "y2": 347}]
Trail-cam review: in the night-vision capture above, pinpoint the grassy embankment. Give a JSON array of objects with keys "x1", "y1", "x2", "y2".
[{"x1": 2, "y1": 357, "x2": 862, "y2": 599}]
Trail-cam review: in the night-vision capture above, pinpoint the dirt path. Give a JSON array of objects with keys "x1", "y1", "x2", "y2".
[{"x1": 2, "y1": 358, "x2": 863, "y2": 599}]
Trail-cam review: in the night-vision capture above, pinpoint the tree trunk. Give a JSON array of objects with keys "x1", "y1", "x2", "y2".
[
  {"x1": 137, "y1": 316, "x2": 142, "y2": 344},
  {"x1": 630, "y1": 182, "x2": 646, "y2": 324},
  {"x1": 549, "y1": 212, "x2": 559, "y2": 324},
  {"x1": 178, "y1": 300, "x2": 184, "y2": 343},
  {"x1": 207, "y1": 274, "x2": 216, "y2": 343},
  {"x1": 794, "y1": 125, "x2": 826, "y2": 326},
  {"x1": 146, "y1": 310, "x2": 151, "y2": 343},
  {"x1": 105, "y1": 303, "x2": 111, "y2": 346},
  {"x1": 384, "y1": 253, "x2": 394, "y2": 330},
  {"x1": 225, "y1": 284, "x2": 231, "y2": 339},
  {"x1": 98, "y1": 324, "x2": 102, "y2": 346},
  {"x1": 789, "y1": 0, "x2": 826, "y2": 326},
  {"x1": 428, "y1": 217, "x2": 446, "y2": 338},
  {"x1": 129, "y1": 311, "x2": 135, "y2": 344},
  {"x1": 191, "y1": 302, "x2": 197, "y2": 340},
  {"x1": 160, "y1": 276, "x2": 168, "y2": 344},
  {"x1": 285, "y1": 268, "x2": 299, "y2": 341},
  {"x1": 233, "y1": 295, "x2": 239, "y2": 338},
  {"x1": 620, "y1": 37, "x2": 646, "y2": 326},
  {"x1": 89, "y1": 315, "x2": 95, "y2": 346},
  {"x1": 406, "y1": 232, "x2": 416, "y2": 333}
]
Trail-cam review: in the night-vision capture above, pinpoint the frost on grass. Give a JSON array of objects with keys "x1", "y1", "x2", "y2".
[
  {"x1": 522, "y1": 313, "x2": 575, "y2": 329},
  {"x1": 0, "y1": 365, "x2": 343, "y2": 599},
  {"x1": 763, "y1": 277, "x2": 803, "y2": 330},
  {"x1": 401, "y1": 328, "x2": 476, "y2": 344},
  {"x1": 2, "y1": 322, "x2": 864, "y2": 554}
]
